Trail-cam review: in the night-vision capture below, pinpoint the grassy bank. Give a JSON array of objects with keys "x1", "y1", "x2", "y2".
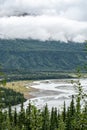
[{"x1": 5, "y1": 80, "x2": 38, "y2": 99}]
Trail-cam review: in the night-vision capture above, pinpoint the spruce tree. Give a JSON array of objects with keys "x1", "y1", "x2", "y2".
[
  {"x1": 66, "y1": 107, "x2": 71, "y2": 130},
  {"x1": 25, "y1": 102, "x2": 32, "y2": 130},
  {"x1": 13, "y1": 108, "x2": 17, "y2": 127},
  {"x1": 30, "y1": 105, "x2": 42, "y2": 130},
  {"x1": 42, "y1": 104, "x2": 50, "y2": 130},
  {"x1": 70, "y1": 95, "x2": 75, "y2": 116},
  {"x1": 58, "y1": 116, "x2": 66, "y2": 130},
  {"x1": 54, "y1": 107, "x2": 58, "y2": 128},
  {"x1": 50, "y1": 107, "x2": 55, "y2": 130},
  {"x1": 50, "y1": 107, "x2": 58, "y2": 130},
  {"x1": 62, "y1": 101, "x2": 66, "y2": 122},
  {"x1": 18, "y1": 102, "x2": 25, "y2": 129}
]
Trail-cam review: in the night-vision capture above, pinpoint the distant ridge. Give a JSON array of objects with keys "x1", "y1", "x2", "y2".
[{"x1": 0, "y1": 39, "x2": 86, "y2": 73}]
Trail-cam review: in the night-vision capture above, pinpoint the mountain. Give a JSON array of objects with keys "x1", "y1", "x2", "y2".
[{"x1": 0, "y1": 39, "x2": 86, "y2": 73}]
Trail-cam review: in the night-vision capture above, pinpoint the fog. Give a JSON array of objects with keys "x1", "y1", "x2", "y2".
[{"x1": 0, "y1": 0, "x2": 87, "y2": 42}]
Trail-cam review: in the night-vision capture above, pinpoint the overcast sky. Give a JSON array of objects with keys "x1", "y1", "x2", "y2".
[{"x1": 0, "y1": 0, "x2": 87, "y2": 42}]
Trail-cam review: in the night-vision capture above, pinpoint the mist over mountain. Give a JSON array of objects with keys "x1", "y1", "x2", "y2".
[
  {"x1": 0, "y1": 39, "x2": 86, "y2": 73},
  {"x1": 0, "y1": 0, "x2": 87, "y2": 76},
  {"x1": 0, "y1": 0, "x2": 87, "y2": 42}
]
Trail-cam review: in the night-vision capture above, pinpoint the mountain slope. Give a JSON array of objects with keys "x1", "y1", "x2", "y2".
[{"x1": 0, "y1": 39, "x2": 86, "y2": 72}]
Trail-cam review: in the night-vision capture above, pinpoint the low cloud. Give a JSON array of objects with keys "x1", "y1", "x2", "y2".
[
  {"x1": 0, "y1": 0, "x2": 87, "y2": 42},
  {"x1": 0, "y1": 15, "x2": 87, "y2": 42},
  {"x1": 0, "y1": 0, "x2": 87, "y2": 21}
]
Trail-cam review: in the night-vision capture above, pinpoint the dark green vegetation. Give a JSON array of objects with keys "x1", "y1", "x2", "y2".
[
  {"x1": 7, "y1": 72, "x2": 74, "y2": 81},
  {"x1": 0, "y1": 39, "x2": 87, "y2": 129},
  {"x1": 0, "y1": 39, "x2": 86, "y2": 72},
  {"x1": 0, "y1": 87, "x2": 26, "y2": 108},
  {"x1": 0, "y1": 71, "x2": 86, "y2": 129},
  {"x1": 0, "y1": 96, "x2": 87, "y2": 130}
]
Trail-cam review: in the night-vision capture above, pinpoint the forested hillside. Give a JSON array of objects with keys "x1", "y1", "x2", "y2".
[{"x1": 0, "y1": 39, "x2": 86, "y2": 73}]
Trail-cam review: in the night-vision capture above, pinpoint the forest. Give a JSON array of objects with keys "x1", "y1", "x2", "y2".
[
  {"x1": 0, "y1": 0, "x2": 87, "y2": 129},
  {"x1": 0, "y1": 87, "x2": 26, "y2": 108},
  {"x1": 0, "y1": 95, "x2": 87, "y2": 130},
  {"x1": 0, "y1": 39, "x2": 87, "y2": 81},
  {"x1": 0, "y1": 40, "x2": 87, "y2": 129},
  {"x1": 0, "y1": 39, "x2": 86, "y2": 73},
  {"x1": 0, "y1": 74, "x2": 87, "y2": 130}
]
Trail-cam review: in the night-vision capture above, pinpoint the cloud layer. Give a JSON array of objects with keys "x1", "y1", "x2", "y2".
[{"x1": 0, "y1": 0, "x2": 87, "y2": 42}]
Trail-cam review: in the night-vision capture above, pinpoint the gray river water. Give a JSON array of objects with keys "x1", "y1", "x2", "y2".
[{"x1": 11, "y1": 78, "x2": 87, "y2": 111}]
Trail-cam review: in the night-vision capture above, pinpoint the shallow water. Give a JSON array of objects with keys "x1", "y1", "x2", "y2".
[{"x1": 11, "y1": 78, "x2": 87, "y2": 111}]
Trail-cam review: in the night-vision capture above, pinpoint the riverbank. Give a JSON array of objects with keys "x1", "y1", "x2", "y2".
[
  {"x1": 5, "y1": 80, "x2": 39, "y2": 99},
  {"x1": 3, "y1": 78, "x2": 87, "y2": 112}
]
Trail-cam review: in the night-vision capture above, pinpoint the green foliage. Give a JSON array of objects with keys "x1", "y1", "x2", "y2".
[
  {"x1": 0, "y1": 39, "x2": 87, "y2": 129},
  {"x1": 58, "y1": 116, "x2": 66, "y2": 130},
  {"x1": 62, "y1": 101, "x2": 66, "y2": 122},
  {"x1": 0, "y1": 95, "x2": 86, "y2": 130},
  {"x1": 0, "y1": 39, "x2": 86, "y2": 73},
  {"x1": 0, "y1": 67, "x2": 6, "y2": 109},
  {"x1": 50, "y1": 107, "x2": 58, "y2": 130},
  {"x1": 42, "y1": 104, "x2": 50, "y2": 130},
  {"x1": 0, "y1": 87, "x2": 26, "y2": 108}
]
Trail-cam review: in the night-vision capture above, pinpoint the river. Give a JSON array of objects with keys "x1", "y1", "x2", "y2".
[{"x1": 11, "y1": 78, "x2": 87, "y2": 112}]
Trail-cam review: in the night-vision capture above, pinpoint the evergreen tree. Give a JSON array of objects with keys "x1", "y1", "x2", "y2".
[
  {"x1": 54, "y1": 107, "x2": 58, "y2": 128},
  {"x1": 0, "y1": 70, "x2": 6, "y2": 109},
  {"x1": 57, "y1": 109, "x2": 60, "y2": 127},
  {"x1": 50, "y1": 107, "x2": 58, "y2": 130},
  {"x1": 58, "y1": 116, "x2": 66, "y2": 130},
  {"x1": 66, "y1": 107, "x2": 72, "y2": 130},
  {"x1": 0, "y1": 110, "x2": 3, "y2": 130},
  {"x1": 18, "y1": 102, "x2": 25, "y2": 129},
  {"x1": 62, "y1": 101, "x2": 66, "y2": 122},
  {"x1": 31, "y1": 105, "x2": 42, "y2": 130},
  {"x1": 13, "y1": 108, "x2": 17, "y2": 127},
  {"x1": 25, "y1": 102, "x2": 32, "y2": 130},
  {"x1": 42, "y1": 104, "x2": 50, "y2": 130},
  {"x1": 50, "y1": 107, "x2": 55, "y2": 130},
  {"x1": 76, "y1": 96, "x2": 81, "y2": 114},
  {"x1": 81, "y1": 104, "x2": 87, "y2": 130},
  {"x1": 8, "y1": 104, "x2": 13, "y2": 122},
  {"x1": 70, "y1": 95, "x2": 75, "y2": 116}
]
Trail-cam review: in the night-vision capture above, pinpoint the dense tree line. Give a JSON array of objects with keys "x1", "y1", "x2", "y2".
[
  {"x1": 0, "y1": 95, "x2": 86, "y2": 130},
  {"x1": 0, "y1": 67, "x2": 87, "y2": 129},
  {"x1": 0, "y1": 87, "x2": 26, "y2": 108},
  {"x1": 6, "y1": 71, "x2": 73, "y2": 82}
]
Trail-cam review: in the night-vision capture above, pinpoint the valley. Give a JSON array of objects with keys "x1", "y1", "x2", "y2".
[
  {"x1": 6, "y1": 78, "x2": 87, "y2": 111},
  {"x1": 0, "y1": 39, "x2": 87, "y2": 76}
]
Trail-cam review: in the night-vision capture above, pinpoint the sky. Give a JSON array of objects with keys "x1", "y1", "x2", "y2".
[{"x1": 0, "y1": 0, "x2": 87, "y2": 42}]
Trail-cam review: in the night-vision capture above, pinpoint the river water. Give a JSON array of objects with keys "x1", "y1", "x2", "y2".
[{"x1": 12, "y1": 78, "x2": 87, "y2": 111}]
